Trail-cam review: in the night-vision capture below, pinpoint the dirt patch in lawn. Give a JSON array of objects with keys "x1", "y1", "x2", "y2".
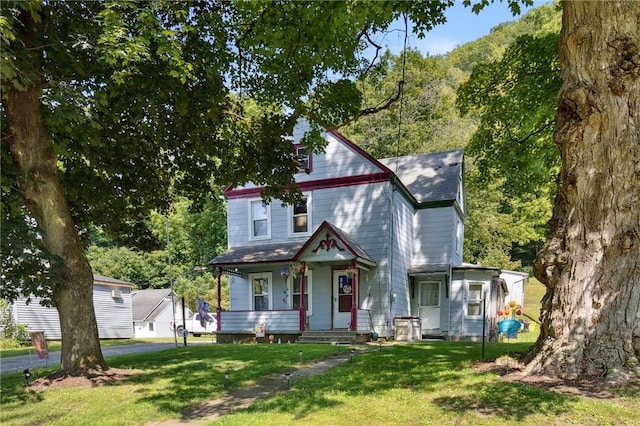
[
  {"x1": 474, "y1": 357, "x2": 640, "y2": 399},
  {"x1": 28, "y1": 368, "x2": 138, "y2": 391}
]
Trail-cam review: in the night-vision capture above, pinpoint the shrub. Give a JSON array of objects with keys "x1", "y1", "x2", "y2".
[{"x1": 0, "y1": 299, "x2": 29, "y2": 348}]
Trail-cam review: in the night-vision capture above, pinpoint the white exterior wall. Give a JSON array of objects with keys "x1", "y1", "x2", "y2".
[
  {"x1": 134, "y1": 304, "x2": 185, "y2": 338},
  {"x1": 13, "y1": 284, "x2": 133, "y2": 339}
]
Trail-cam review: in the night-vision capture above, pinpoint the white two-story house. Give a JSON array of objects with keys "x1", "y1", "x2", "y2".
[{"x1": 209, "y1": 123, "x2": 507, "y2": 342}]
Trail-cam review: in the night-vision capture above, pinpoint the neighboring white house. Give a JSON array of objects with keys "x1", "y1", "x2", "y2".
[
  {"x1": 132, "y1": 288, "x2": 185, "y2": 338},
  {"x1": 500, "y1": 270, "x2": 529, "y2": 309},
  {"x1": 208, "y1": 123, "x2": 509, "y2": 342},
  {"x1": 9, "y1": 274, "x2": 134, "y2": 339}
]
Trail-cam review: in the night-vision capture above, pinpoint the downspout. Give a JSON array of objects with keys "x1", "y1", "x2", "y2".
[
  {"x1": 448, "y1": 264, "x2": 452, "y2": 341},
  {"x1": 299, "y1": 261, "x2": 306, "y2": 332},
  {"x1": 216, "y1": 267, "x2": 222, "y2": 332},
  {"x1": 388, "y1": 184, "x2": 396, "y2": 339},
  {"x1": 350, "y1": 259, "x2": 358, "y2": 332}
]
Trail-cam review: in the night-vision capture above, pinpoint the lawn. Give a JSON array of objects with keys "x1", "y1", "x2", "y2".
[{"x1": 1, "y1": 338, "x2": 638, "y2": 426}]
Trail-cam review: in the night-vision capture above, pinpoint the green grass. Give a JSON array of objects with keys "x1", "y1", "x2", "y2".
[
  {"x1": 523, "y1": 276, "x2": 546, "y2": 322},
  {"x1": 2, "y1": 341, "x2": 638, "y2": 426},
  {"x1": 0, "y1": 343, "x2": 350, "y2": 425},
  {"x1": 213, "y1": 342, "x2": 639, "y2": 426}
]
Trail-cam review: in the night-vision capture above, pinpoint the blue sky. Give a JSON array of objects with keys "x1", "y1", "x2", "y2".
[{"x1": 373, "y1": 1, "x2": 549, "y2": 56}]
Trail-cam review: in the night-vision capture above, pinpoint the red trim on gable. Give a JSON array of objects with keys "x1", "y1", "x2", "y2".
[
  {"x1": 295, "y1": 221, "x2": 358, "y2": 261},
  {"x1": 224, "y1": 172, "x2": 391, "y2": 199}
]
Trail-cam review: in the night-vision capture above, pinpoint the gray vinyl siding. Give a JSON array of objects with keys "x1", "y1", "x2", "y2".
[
  {"x1": 220, "y1": 311, "x2": 299, "y2": 332},
  {"x1": 93, "y1": 284, "x2": 134, "y2": 338},
  {"x1": 13, "y1": 285, "x2": 133, "y2": 339},
  {"x1": 229, "y1": 275, "x2": 252, "y2": 311},
  {"x1": 308, "y1": 266, "x2": 332, "y2": 330},
  {"x1": 450, "y1": 270, "x2": 495, "y2": 339},
  {"x1": 413, "y1": 207, "x2": 457, "y2": 266},
  {"x1": 14, "y1": 297, "x2": 60, "y2": 338},
  {"x1": 389, "y1": 190, "x2": 414, "y2": 322},
  {"x1": 295, "y1": 131, "x2": 381, "y2": 183},
  {"x1": 227, "y1": 131, "x2": 385, "y2": 248}
]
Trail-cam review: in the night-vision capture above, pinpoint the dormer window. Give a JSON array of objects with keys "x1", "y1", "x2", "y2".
[{"x1": 295, "y1": 145, "x2": 311, "y2": 173}]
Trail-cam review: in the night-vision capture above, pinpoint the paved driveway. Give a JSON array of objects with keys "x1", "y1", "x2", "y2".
[{"x1": 0, "y1": 342, "x2": 186, "y2": 374}]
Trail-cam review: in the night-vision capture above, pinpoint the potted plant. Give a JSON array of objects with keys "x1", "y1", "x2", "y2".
[{"x1": 345, "y1": 267, "x2": 358, "y2": 279}]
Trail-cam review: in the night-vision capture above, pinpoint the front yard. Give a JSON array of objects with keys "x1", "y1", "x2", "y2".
[{"x1": 1, "y1": 337, "x2": 637, "y2": 425}]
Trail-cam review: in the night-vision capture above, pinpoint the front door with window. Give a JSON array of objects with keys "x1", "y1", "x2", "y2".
[
  {"x1": 418, "y1": 281, "x2": 440, "y2": 331},
  {"x1": 333, "y1": 270, "x2": 352, "y2": 329}
]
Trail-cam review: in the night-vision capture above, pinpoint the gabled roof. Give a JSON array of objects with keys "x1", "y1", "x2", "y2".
[
  {"x1": 132, "y1": 288, "x2": 175, "y2": 321},
  {"x1": 208, "y1": 221, "x2": 376, "y2": 267},
  {"x1": 296, "y1": 221, "x2": 376, "y2": 265},
  {"x1": 379, "y1": 149, "x2": 463, "y2": 204}
]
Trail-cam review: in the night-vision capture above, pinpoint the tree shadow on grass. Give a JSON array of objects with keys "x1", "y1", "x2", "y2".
[
  {"x1": 107, "y1": 344, "x2": 349, "y2": 415},
  {"x1": 234, "y1": 343, "x2": 590, "y2": 423},
  {"x1": 432, "y1": 380, "x2": 576, "y2": 420}
]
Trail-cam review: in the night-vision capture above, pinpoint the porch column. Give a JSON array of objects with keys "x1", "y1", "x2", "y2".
[
  {"x1": 350, "y1": 260, "x2": 358, "y2": 332},
  {"x1": 216, "y1": 267, "x2": 222, "y2": 331},
  {"x1": 299, "y1": 261, "x2": 306, "y2": 332}
]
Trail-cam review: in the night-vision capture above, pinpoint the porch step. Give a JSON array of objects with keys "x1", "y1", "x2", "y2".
[{"x1": 298, "y1": 330, "x2": 357, "y2": 345}]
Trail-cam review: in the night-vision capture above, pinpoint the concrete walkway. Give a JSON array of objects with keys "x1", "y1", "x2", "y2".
[{"x1": 146, "y1": 352, "x2": 356, "y2": 425}]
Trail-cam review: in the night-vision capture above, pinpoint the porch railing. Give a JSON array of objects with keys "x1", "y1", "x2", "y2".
[
  {"x1": 219, "y1": 310, "x2": 299, "y2": 332},
  {"x1": 219, "y1": 308, "x2": 374, "y2": 333}
]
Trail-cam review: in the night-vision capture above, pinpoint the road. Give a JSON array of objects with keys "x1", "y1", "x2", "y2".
[{"x1": 0, "y1": 342, "x2": 196, "y2": 374}]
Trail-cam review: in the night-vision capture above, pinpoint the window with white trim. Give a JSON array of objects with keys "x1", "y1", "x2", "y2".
[
  {"x1": 295, "y1": 145, "x2": 311, "y2": 172},
  {"x1": 251, "y1": 272, "x2": 272, "y2": 311},
  {"x1": 290, "y1": 195, "x2": 311, "y2": 236},
  {"x1": 467, "y1": 282, "x2": 483, "y2": 317},
  {"x1": 289, "y1": 270, "x2": 312, "y2": 315},
  {"x1": 249, "y1": 199, "x2": 270, "y2": 240},
  {"x1": 455, "y1": 217, "x2": 463, "y2": 256}
]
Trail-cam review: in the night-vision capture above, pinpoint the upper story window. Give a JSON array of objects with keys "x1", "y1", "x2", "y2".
[
  {"x1": 249, "y1": 199, "x2": 271, "y2": 240},
  {"x1": 455, "y1": 217, "x2": 463, "y2": 256},
  {"x1": 290, "y1": 195, "x2": 311, "y2": 236},
  {"x1": 295, "y1": 145, "x2": 311, "y2": 173}
]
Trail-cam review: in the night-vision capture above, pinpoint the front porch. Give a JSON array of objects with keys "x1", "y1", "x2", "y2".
[{"x1": 214, "y1": 308, "x2": 373, "y2": 344}]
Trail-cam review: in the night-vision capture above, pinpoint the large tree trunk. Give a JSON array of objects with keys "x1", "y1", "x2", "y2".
[
  {"x1": 524, "y1": 0, "x2": 640, "y2": 381},
  {"x1": 4, "y1": 85, "x2": 108, "y2": 376}
]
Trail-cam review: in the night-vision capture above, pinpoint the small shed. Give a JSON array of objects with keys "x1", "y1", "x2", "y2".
[
  {"x1": 500, "y1": 270, "x2": 529, "y2": 309},
  {"x1": 132, "y1": 288, "x2": 184, "y2": 338},
  {"x1": 10, "y1": 274, "x2": 134, "y2": 339}
]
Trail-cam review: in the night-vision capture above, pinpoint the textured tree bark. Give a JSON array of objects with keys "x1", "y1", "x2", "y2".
[
  {"x1": 524, "y1": 0, "x2": 640, "y2": 381},
  {"x1": 4, "y1": 85, "x2": 108, "y2": 376}
]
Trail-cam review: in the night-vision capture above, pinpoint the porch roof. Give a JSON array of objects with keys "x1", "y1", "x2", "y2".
[
  {"x1": 408, "y1": 263, "x2": 450, "y2": 275},
  {"x1": 209, "y1": 241, "x2": 304, "y2": 267},
  {"x1": 209, "y1": 222, "x2": 376, "y2": 267}
]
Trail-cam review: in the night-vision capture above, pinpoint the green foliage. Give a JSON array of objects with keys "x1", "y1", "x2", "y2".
[
  {"x1": 457, "y1": 31, "x2": 561, "y2": 197},
  {"x1": 0, "y1": 299, "x2": 29, "y2": 348},
  {"x1": 344, "y1": 3, "x2": 561, "y2": 269},
  {"x1": 344, "y1": 49, "x2": 474, "y2": 158}
]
